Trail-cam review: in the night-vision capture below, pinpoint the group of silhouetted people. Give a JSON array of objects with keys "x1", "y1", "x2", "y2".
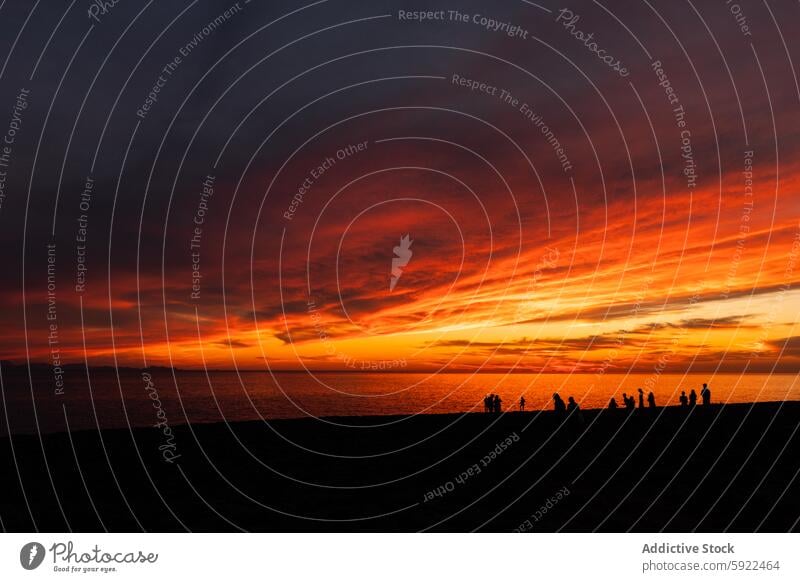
[
  {"x1": 483, "y1": 393, "x2": 503, "y2": 413},
  {"x1": 483, "y1": 383, "x2": 713, "y2": 415},
  {"x1": 608, "y1": 383, "x2": 711, "y2": 410},
  {"x1": 557, "y1": 383, "x2": 712, "y2": 414},
  {"x1": 678, "y1": 383, "x2": 712, "y2": 407},
  {"x1": 553, "y1": 393, "x2": 581, "y2": 414},
  {"x1": 610, "y1": 388, "x2": 657, "y2": 410}
]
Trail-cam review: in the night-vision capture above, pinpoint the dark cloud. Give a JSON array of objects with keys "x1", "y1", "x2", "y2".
[
  {"x1": 213, "y1": 339, "x2": 251, "y2": 348},
  {"x1": 767, "y1": 336, "x2": 800, "y2": 357}
]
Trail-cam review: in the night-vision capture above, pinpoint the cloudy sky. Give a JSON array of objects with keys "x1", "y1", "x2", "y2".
[{"x1": 1, "y1": 0, "x2": 799, "y2": 373}]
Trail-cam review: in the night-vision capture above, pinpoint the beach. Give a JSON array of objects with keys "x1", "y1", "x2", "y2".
[{"x1": 2, "y1": 401, "x2": 798, "y2": 532}]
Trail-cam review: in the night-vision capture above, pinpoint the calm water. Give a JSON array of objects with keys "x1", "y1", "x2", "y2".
[{"x1": 4, "y1": 370, "x2": 799, "y2": 433}]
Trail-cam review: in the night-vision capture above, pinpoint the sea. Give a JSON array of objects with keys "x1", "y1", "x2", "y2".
[{"x1": 2, "y1": 369, "x2": 799, "y2": 433}]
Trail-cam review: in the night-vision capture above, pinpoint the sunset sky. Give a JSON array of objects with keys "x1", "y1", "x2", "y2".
[{"x1": 1, "y1": 0, "x2": 799, "y2": 374}]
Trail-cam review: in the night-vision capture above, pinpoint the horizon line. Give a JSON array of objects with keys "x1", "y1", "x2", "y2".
[{"x1": 4, "y1": 361, "x2": 798, "y2": 375}]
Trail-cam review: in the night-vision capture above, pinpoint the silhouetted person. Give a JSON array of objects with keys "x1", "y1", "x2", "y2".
[
  {"x1": 680, "y1": 391, "x2": 688, "y2": 407},
  {"x1": 566, "y1": 396, "x2": 584, "y2": 426},
  {"x1": 647, "y1": 391, "x2": 656, "y2": 408},
  {"x1": 567, "y1": 396, "x2": 579, "y2": 413},
  {"x1": 689, "y1": 389, "x2": 697, "y2": 407},
  {"x1": 484, "y1": 394, "x2": 491, "y2": 413},
  {"x1": 608, "y1": 397, "x2": 618, "y2": 409},
  {"x1": 519, "y1": 396, "x2": 526, "y2": 411},
  {"x1": 553, "y1": 393, "x2": 566, "y2": 414},
  {"x1": 622, "y1": 392, "x2": 635, "y2": 410},
  {"x1": 701, "y1": 383, "x2": 711, "y2": 405},
  {"x1": 638, "y1": 388, "x2": 645, "y2": 409},
  {"x1": 493, "y1": 394, "x2": 502, "y2": 413}
]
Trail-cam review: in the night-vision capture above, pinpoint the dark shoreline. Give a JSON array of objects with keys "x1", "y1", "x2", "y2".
[{"x1": 1, "y1": 402, "x2": 799, "y2": 532}]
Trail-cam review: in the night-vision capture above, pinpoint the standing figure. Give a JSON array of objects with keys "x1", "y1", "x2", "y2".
[
  {"x1": 519, "y1": 396, "x2": 526, "y2": 412},
  {"x1": 701, "y1": 383, "x2": 711, "y2": 405},
  {"x1": 553, "y1": 393, "x2": 567, "y2": 414},
  {"x1": 679, "y1": 391, "x2": 688, "y2": 407},
  {"x1": 647, "y1": 392, "x2": 656, "y2": 408},
  {"x1": 689, "y1": 389, "x2": 698, "y2": 407},
  {"x1": 493, "y1": 394, "x2": 502, "y2": 413},
  {"x1": 638, "y1": 388, "x2": 645, "y2": 409}
]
